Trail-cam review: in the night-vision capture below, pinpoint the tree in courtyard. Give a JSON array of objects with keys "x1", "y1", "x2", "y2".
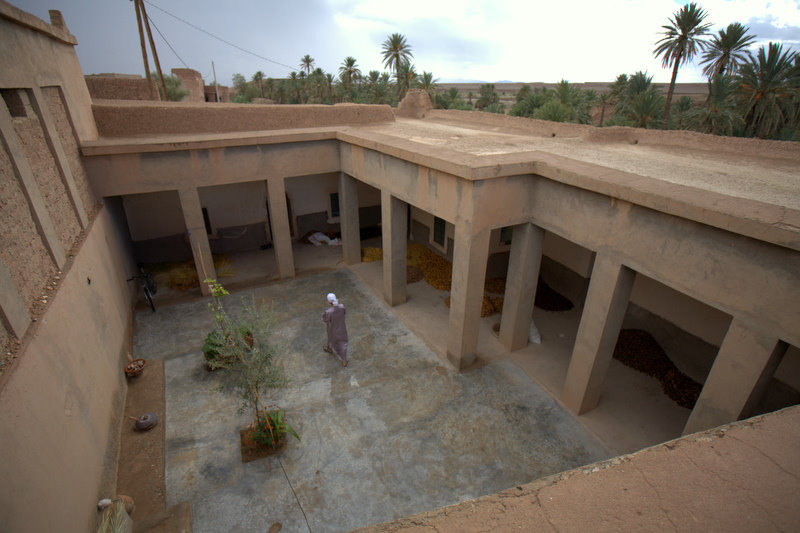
[
  {"x1": 150, "y1": 72, "x2": 188, "y2": 101},
  {"x1": 700, "y1": 22, "x2": 756, "y2": 78},
  {"x1": 653, "y1": 2, "x2": 712, "y2": 129},
  {"x1": 300, "y1": 54, "x2": 315, "y2": 75},
  {"x1": 381, "y1": 33, "x2": 413, "y2": 75},
  {"x1": 737, "y1": 42, "x2": 799, "y2": 139}
]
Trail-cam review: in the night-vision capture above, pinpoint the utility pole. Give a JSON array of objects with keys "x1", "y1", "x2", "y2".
[
  {"x1": 138, "y1": 0, "x2": 168, "y2": 101},
  {"x1": 132, "y1": 0, "x2": 155, "y2": 100},
  {"x1": 212, "y1": 61, "x2": 220, "y2": 102}
]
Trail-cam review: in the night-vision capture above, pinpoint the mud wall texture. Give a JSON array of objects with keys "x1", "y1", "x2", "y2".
[
  {"x1": 0, "y1": 5, "x2": 135, "y2": 531},
  {"x1": 85, "y1": 75, "x2": 157, "y2": 101},
  {"x1": 171, "y1": 68, "x2": 204, "y2": 102},
  {"x1": 92, "y1": 101, "x2": 395, "y2": 137},
  {"x1": 0, "y1": 207, "x2": 134, "y2": 533},
  {"x1": 0, "y1": 85, "x2": 98, "y2": 347},
  {"x1": 426, "y1": 109, "x2": 800, "y2": 162}
]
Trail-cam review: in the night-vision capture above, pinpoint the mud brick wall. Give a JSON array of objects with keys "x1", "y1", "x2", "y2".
[{"x1": 85, "y1": 75, "x2": 157, "y2": 101}]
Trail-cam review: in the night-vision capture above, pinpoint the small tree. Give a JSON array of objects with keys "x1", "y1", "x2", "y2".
[
  {"x1": 204, "y1": 279, "x2": 298, "y2": 446},
  {"x1": 150, "y1": 72, "x2": 188, "y2": 101}
]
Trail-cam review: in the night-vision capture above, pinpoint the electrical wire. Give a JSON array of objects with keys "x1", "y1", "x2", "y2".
[
  {"x1": 143, "y1": 0, "x2": 295, "y2": 72},
  {"x1": 278, "y1": 457, "x2": 312, "y2": 532},
  {"x1": 146, "y1": 14, "x2": 189, "y2": 69}
]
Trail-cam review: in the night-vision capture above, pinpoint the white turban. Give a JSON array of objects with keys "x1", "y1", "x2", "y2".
[{"x1": 327, "y1": 293, "x2": 338, "y2": 305}]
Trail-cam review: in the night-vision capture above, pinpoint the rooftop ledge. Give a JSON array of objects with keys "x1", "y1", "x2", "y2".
[{"x1": 80, "y1": 113, "x2": 800, "y2": 253}]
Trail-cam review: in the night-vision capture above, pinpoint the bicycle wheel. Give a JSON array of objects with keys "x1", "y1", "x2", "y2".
[{"x1": 143, "y1": 286, "x2": 156, "y2": 312}]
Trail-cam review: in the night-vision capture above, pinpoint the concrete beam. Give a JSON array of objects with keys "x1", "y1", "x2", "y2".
[
  {"x1": 27, "y1": 86, "x2": 87, "y2": 228},
  {"x1": 266, "y1": 177, "x2": 295, "y2": 279},
  {"x1": 0, "y1": 259, "x2": 31, "y2": 339},
  {"x1": 683, "y1": 321, "x2": 788, "y2": 435},
  {"x1": 499, "y1": 223, "x2": 545, "y2": 351},
  {"x1": 0, "y1": 96, "x2": 66, "y2": 268},
  {"x1": 561, "y1": 255, "x2": 635, "y2": 415},
  {"x1": 446, "y1": 222, "x2": 491, "y2": 370},
  {"x1": 177, "y1": 187, "x2": 216, "y2": 295},
  {"x1": 339, "y1": 172, "x2": 361, "y2": 265},
  {"x1": 381, "y1": 190, "x2": 407, "y2": 306}
]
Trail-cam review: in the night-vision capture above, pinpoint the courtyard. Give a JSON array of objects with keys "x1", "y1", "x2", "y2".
[{"x1": 132, "y1": 267, "x2": 609, "y2": 531}]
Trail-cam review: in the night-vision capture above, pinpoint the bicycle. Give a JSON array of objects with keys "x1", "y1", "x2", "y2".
[{"x1": 127, "y1": 263, "x2": 157, "y2": 312}]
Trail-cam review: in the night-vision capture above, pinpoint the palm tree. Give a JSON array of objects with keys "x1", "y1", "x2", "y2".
[
  {"x1": 597, "y1": 92, "x2": 611, "y2": 126},
  {"x1": 700, "y1": 22, "x2": 756, "y2": 78},
  {"x1": 687, "y1": 74, "x2": 743, "y2": 135},
  {"x1": 738, "y1": 43, "x2": 799, "y2": 138},
  {"x1": 381, "y1": 33, "x2": 413, "y2": 75},
  {"x1": 338, "y1": 56, "x2": 361, "y2": 98},
  {"x1": 416, "y1": 71, "x2": 438, "y2": 104},
  {"x1": 653, "y1": 2, "x2": 712, "y2": 129},
  {"x1": 395, "y1": 60, "x2": 417, "y2": 101},
  {"x1": 300, "y1": 54, "x2": 315, "y2": 75},
  {"x1": 252, "y1": 71, "x2": 265, "y2": 97}
]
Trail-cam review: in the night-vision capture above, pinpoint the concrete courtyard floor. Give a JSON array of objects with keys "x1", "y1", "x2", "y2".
[{"x1": 133, "y1": 268, "x2": 609, "y2": 532}]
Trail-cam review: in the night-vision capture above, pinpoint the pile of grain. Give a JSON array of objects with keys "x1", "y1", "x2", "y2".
[
  {"x1": 150, "y1": 254, "x2": 235, "y2": 291},
  {"x1": 613, "y1": 329, "x2": 702, "y2": 409}
]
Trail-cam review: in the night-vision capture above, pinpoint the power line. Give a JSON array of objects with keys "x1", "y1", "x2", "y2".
[
  {"x1": 143, "y1": 0, "x2": 295, "y2": 72},
  {"x1": 146, "y1": 14, "x2": 189, "y2": 69}
]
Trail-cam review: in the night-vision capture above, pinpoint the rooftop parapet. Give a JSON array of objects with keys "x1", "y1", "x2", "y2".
[{"x1": 91, "y1": 101, "x2": 396, "y2": 137}]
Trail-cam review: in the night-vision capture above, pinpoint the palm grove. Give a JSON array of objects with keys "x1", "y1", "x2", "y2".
[
  {"x1": 230, "y1": 5, "x2": 799, "y2": 141},
  {"x1": 231, "y1": 33, "x2": 435, "y2": 108}
]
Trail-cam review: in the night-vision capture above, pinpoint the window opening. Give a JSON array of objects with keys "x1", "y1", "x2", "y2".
[
  {"x1": 202, "y1": 207, "x2": 213, "y2": 235},
  {"x1": 330, "y1": 192, "x2": 340, "y2": 217},
  {"x1": 433, "y1": 216, "x2": 446, "y2": 246}
]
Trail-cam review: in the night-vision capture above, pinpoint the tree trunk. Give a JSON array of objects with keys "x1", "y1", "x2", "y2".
[{"x1": 662, "y1": 55, "x2": 682, "y2": 130}]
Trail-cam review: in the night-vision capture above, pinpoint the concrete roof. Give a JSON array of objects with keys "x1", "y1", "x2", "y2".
[{"x1": 80, "y1": 112, "x2": 800, "y2": 252}]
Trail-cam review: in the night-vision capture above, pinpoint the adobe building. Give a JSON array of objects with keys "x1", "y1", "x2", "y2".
[{"x1": 1, "y1": 1, "x2": 798, "y2": 531}]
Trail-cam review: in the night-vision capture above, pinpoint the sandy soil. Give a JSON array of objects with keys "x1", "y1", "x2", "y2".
[{"x1": 116, "y1": 359, "x2": 167, "y2": 528}]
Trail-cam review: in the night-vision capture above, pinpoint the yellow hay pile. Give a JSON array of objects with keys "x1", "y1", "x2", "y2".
[
  {"x1": 444, "y1": 295, "x2": 498, "y2": 317},
  {"x1": 151, "y1": 255, "x2": 235, "y2": 291}
]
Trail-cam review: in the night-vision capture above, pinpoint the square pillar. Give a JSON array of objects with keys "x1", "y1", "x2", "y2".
[
  {"x1": 339, "y1": 172, "x2": 361, "y2": 265},
  {"x1": 266, "y1": 177, "x2": 295, "y2": 279},
  {"x1": 683, "y1": 320, "x2": 787, "y2": 435},
  {"x1": 561, "y1": 254, "x2": 635, "y2": 415},
  {"x1": 178, "y1": 187, "x2": 216, "y2": 296},
  {"x1": 499, "y1": 223, "x2": 545, "y2": 351},
  {"x1": 381, "y1": 190, "x2": 407, "y2": 306},
  {"x1": 446, "y1": 222, "x2": 491, "y2": 370}
]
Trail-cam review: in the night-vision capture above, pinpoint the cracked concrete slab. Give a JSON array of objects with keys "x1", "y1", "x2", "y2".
[{"x1": 133, "y1": 269, "x2": 609, "y2": 532}]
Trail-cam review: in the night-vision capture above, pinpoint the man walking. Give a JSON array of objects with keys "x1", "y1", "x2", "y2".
[{"x1": 322, "y1": 292, "x2": 348, "y2": 367}]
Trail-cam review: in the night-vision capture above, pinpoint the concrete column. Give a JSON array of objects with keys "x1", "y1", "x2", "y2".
[
  {"x1": 266, "y1": 177, "x2": 295, "y2": 279},
  {"x1": 0, "y1": 97, "x2": 66, "y2": 268},
  {"x1": 339, "y1": 172, "x2": 361, "y2": 265},
  {"x1": 561, "y1": 254, "x2": 635, "y2": 415},
  {"x1": 381, "y1": 190, "x2": 407, "y2": 306},
  {"x1": 683, "y1": 321, "x2": 788, "y2": 435},
  {"x1": 446, "y1": 222, "x2": 491, "y2": 370},
  {"x1": 27, "y1": 87, "x2": 88, "y2": 228},
  {"x1": 0, "y1": 259, "x2": 30, "y2": 339},
  {"x1": 499, "y1": 223, "x2": 545, "y2": 351},
  {"x1": 177, "y1": 187, "x2": 216, "y2": 296}
]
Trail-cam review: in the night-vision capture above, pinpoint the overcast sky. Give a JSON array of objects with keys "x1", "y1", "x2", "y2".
[{"x1": 14, "y1": 0, "x2": 800, "y2": 86}]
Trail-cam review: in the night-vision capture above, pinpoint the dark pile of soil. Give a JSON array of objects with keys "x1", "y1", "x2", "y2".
[
  {"x1": 534, "y1": 279, "x2": 574, "y2": 311},
  {"x1": 407, "y1": 265, "x2": 424, "y2": 283},
  {"x1": 613, "y1": 329, "x2": 702, "y2": 409}
]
